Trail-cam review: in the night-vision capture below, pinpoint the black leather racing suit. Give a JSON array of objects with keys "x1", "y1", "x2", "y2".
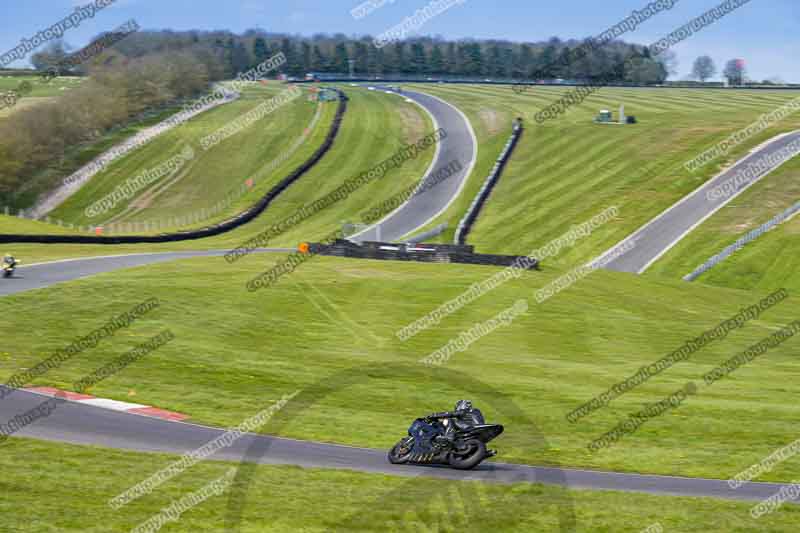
[{"x1": 427, "y1": 408, "x2": 485, "y2": 442}]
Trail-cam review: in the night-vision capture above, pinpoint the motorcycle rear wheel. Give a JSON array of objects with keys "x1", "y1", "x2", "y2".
[
  {"x1": 388, "y1": 437, "x2": 415, "y2": 464},
  {"x1": 448, "y1": 439, "x2": 487, "y2": 470}
]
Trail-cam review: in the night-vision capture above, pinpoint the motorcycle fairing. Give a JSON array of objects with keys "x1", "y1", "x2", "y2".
[{"x1": 408, "y1": 418, "x2": 440, "y2": 454}]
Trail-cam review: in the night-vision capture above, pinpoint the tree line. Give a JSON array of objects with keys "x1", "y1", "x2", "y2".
[
  {"x1": 30, "y1": 29, "x2": 671, "y2": 83},
  {"x1": 111, "y1": 30, "x2": 672, "y2": 83}
]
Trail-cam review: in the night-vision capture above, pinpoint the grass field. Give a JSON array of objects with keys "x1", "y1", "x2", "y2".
[
  {"x1": 0, "y1": 75, "x2": 83, "y2": 118},
  {"x1": 0, "y1": 75, "x2": 83, "y2": 96},
  {"x1": 4, "y1": 438, "x2": 798, "y2": 532},
  {"x1": 2, "y1": 85, "x2": 435, "y2": 263},
  {"x1": 3, "y1": 84, "x2": 330, "y2": 235},
  {"x1": 1, "y1": 253, "x2": 799, "y2": 484},
  {"x1": 48, "y1": 84, "x2": 326, "y2": 229},
  {"x1": 7, "y1": 85, "x2": 800, "y2": 278},
  {"x1": 676, "y1": 213, "x2": 800, "y2": 293},
  {"x1": 403, "y1": 84, "x2": 800, "y2": 271},
  {"x1": 647, "y1": 153, "x2": 800, "y2": 289},
  {"x1": 0, "y1": 214, "x2": 77, "y2": 235},
  {"x1": 6, "y1": 103, "x2": 187, "y2": 209},
  {"x1": 4, "y1": 85, "x2": 800, "y2": 531}
]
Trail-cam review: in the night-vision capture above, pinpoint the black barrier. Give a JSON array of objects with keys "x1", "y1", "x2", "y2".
[
  {"x1": 455, "y1": 120, "x2": 523, "y2": 246},
  {"x1": 310, "y1": 239, "x2": 539, "y2": 270},
  {"x1": 0, "y1": 89, "x2": 349, "y2": 245}
]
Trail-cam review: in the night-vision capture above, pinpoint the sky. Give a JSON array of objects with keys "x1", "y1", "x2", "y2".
[{"x1": 1, "y1": 0, "x2": 797, "y2": 82}]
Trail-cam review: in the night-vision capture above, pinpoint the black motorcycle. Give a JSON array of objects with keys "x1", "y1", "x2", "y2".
[{"x1": 388, "y1": 416, "x2": 504, "y2": 470}]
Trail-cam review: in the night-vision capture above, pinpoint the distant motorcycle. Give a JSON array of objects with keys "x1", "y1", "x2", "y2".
[
  {"x1": 2, "y1": 258, "x2": 19, "y2": 278},
  {"x1": 388, "y1": 415, "x2": 504, "y2": 470}
]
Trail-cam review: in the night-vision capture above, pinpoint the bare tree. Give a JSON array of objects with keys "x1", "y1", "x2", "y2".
[
  {"x1": 723, "y1": 58, "x2": 746, "y2": 86},
  {"x1": 656, "y1": 49, "x2": 678, "y2": 77},
  {"x1": 30, "y1": 41, "x2": 71, "y2": 71},
  {"x1": 691, "y1": 55, "x2": 716, "y2": 82}
]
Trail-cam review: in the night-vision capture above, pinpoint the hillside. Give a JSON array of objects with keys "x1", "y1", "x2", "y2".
[{"x1": 404, "y1": 84, "x2": 800, "y2": 273}]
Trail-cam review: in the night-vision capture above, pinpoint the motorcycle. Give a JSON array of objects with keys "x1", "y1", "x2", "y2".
[
  {"x1": 2, "y1": 259, "x2": 19, "y2": 278},
  {"x1": 388, "y1": 415, "x2": 504, "y2": 470}
]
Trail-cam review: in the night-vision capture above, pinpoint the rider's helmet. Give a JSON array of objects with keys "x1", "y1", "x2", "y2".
[
  {"x1": 3, "y1": 253, "x2": 12, "y2": 263},
  {"x1": 454, "y1": 399, "x2": 472, "y2": 412}
]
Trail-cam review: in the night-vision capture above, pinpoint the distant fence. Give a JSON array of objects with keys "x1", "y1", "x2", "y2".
[
  {"x1": 310, "y1": 239, "x2": 540, "y2": 270},
  {"x1": 684, "y1": 201, "x2": 800, "y2": 281},
  {"x1": 0, "y1": 69, "x2": 64, "y2": 77},
  {"x1": 0, "y1": 89, "x2": 348, "y2": 245},
  {"x1": 454, "y1": 120, "x2": 523, "y2": 245},
  {"x1": 298, "y1": 75, "x2": 800, "y2": 90}
]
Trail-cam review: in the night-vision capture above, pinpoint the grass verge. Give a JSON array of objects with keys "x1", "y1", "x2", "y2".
[{"x1": 2, "y1": 437, "x2": 799, "y2": 532}]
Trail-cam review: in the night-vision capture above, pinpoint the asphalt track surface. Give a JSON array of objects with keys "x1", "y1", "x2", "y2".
[
  {"x1": 1, "y1": 385, "x2": 795, "y2": 504},
  {"x1": 349, "y1": 87, "x2": 477, "y2": 243},
  {"x1": 0, "y1": 249, "x2": 289, "y2": 297},
  {"x1": 598, "y1": 130, "x2": 800, "y2": 273}
]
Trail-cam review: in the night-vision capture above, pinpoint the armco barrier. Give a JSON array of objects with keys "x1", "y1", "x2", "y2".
[
  {"x1": 0, "y1": 88, "x2": 348, "y2": 245},
  {"x1": 361, "y1": 241, "x2": 473, "y2": 254},
  {"x1": 309, "y1": 239, "x2": 539, "y2": 270},
  {"x1": 454, "y1": 119, "x2": 523, "y2": 245},
  {"x1": 406, "y1": 223, "x2": 448, "y2": 244},
  {"x1": 684, "y1": 201, "x2": 800, "y2": 282}
]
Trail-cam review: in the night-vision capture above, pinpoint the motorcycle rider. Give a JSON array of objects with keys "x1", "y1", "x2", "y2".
[
  {"x1": 3, "y1": 253, "x2": 16, "y2": 268},
  {"x1": 425, "y1": 400, "x2": 485, "y2": 447}
]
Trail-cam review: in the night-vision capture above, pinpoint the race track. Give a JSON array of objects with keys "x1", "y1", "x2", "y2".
[
  {"x1": 597, "y1": 130, "x2": 800, "y2": 273},
  {"x1": 2, "y1": 93, "x2": 797, "y2": 509},
  {"x1": 0, "y1": 249, "x2": 288, "y2": 297},
  {"x1": 350, "y1": 87, "x2": 477, "y2": 243},
  {"x1": 1, "y1": 385, "x2": 794, "y2": 504}
]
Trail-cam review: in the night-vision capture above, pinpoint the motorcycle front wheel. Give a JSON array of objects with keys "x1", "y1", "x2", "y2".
[
  {"x1": 388, "y1": 437, "x2": 415, "y2": 464},
  {"x1": 448, "y1": 439, "x2": 486, "y2": 470}
]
